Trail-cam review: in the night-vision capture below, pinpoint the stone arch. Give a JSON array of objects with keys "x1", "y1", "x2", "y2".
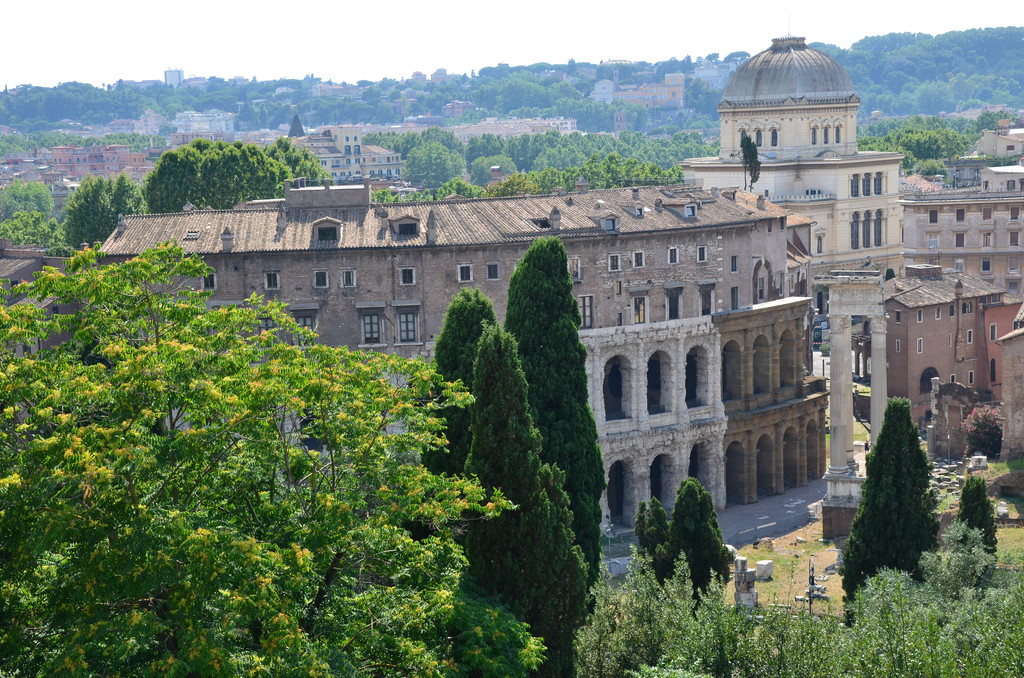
[
  {"x1": 649, "y1": 453, "x2": 672, "y2": 505},
  {"x1": 756, "y1": 433, "x2": 774, "y2": 496},
  {"x1": 646, "y1": 350, "x2": 671, "y2": 415},
  {"x1": 688, "y1": 442, "x2": 714, "y2": 496},
  {"x1": 607, "y1": 459, "x2": 630, "y2": 523},
  {"x1": 603, "y1": 355, "x2": 631, "y2": 420},
  {"x1": 725, "y1": 440, "x2": 746, "y2": 505},
  {"x1": 685, "y1": 344, "x2": 709, "y2": 407},
  {"x1": 779, "y1": 329, "x2": 798, "y2": 387},
  {"x1": 783, "y1": 426, "x2": 801, "y2": 487},
  {"x1": 753, "y1": 334, "x2": 771, "y2": 394},
  {"x1": 806, "y1": 419, "x2": 821, "y2": 478},
  {"x1": 722, "y1": 340, "x2": 742, "y2": 400},
  {"x1": 919, "y1": 366, "x2": 939, "y2": 394}
]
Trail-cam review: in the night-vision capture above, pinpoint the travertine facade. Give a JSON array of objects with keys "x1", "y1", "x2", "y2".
[{"x1": 102, "y1": 181, "x2": 827, "y2": 521}]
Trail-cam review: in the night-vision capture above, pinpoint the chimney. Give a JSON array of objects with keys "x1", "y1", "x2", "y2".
[
  {"x1": 631, "y1": 187, "x2": 640, "y2": 200},
  {"x1": 277, "y1": 203, "x2": 287, "y2": 231},
  {"x1": 905, "y1": 264, "x2": 943, "y2": 280},
  {"x1": 183, "y1": 201, "x2": 194, "y2": 212},
  {"x1": 490, "y1": 165, "x2": 503, "y2": 184},
  {"x1": 575, "y1": 176, "x2": 588, "y2": 193},
  {"x1": 323, "y1": 177, "x2": 331, "y2": 188},
  {"x1": 426, "y1": 209, "x2": 438, "y2": 244},
  {"x1": 655, "y1": 198, "x2": 663, "y2": 211},
  {"x1": 115, "y1": 213, "x2": 126, "y2": 236},
  {"x1": 221, "y1": 225, "x2": 234, "y2": 252},
  {"x1": 756, "y1": 195, "x2": 766, "y2": 210},
  {"x1": 549, "y1": 206, "x2": 561, "y2": 232},
  {"x1": 284, "y1": 179, "x2": 292, "y2": 191}
]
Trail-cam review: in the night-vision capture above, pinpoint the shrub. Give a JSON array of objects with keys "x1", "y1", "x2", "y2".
[{"x1": 964, "y1": 405, "x2": 1002, "y2": 458}]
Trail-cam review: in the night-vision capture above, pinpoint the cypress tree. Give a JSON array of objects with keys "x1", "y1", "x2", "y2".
[
  {"x1": 505, "y1": 236, "x2": 605, "y2": 587},
  {"x1": 423, "y1": 288, "x2": 496, "y2": 476},
  {"x1": 842, "y1": 398, "x2": 939, "y2": 600},
  {"x1": 465, "y1": 324, "x2": 588, "y2": 678},
  {"x1": 958, "y1": 475, "x2": 997, "y2": 555},
  {"x1": 635, "y1": 498, "x2": 673, "y2": 584},
  {"x1": 667, "y1": 477, "x2": 732, "y2": 597}
]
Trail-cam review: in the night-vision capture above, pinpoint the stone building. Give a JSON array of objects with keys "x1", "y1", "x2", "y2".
[
  {"x1": 680, "y1": 36, "x2": 903, "y2": 277},
  {"x1": 902, "y1": 190, "x2": 1024, "y2": 294},
  {"x1": 101, "y1": 180, "x2": 828, "y2": 522}
]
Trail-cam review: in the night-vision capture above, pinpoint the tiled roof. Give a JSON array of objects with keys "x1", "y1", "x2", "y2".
[
  {"x1": 0, "y1": 258, "x2": 36, "y2": 280},
  {"x1": 102, "y1": 186, "x2": 787, "y2": 257},
  {"x1": 884, "y1": 271, "x2": 1007, "y2": 308}
]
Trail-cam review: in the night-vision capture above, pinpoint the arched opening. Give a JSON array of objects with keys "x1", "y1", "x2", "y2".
[
  {"x1": 783, "y1": 426, "x2": 800, "y2": 487},
  {"x1": 919, "y1": 366, "x2": 940, "y2": 394},
  {"x1": 689, "y1": 442, "x2": 713, "y2": 497},
  {"x1": 685, "y1": 345, "x2": 707, "y2": 407},
  {"x1": 604, "y1": 356, "x2": 630, "y2": 420},
  {"x1": 756, "y1": 434, "x2": 774, "y2": 497},
  {"x1": 806, "y1": 420, "x2": 821, "y2": 478},
  {"x1": 753, "y1": 335, "x2": 771, "y2": 394},
  {"x1": 650, "y1": 454, "x2": 671, "y2": 505},
  {"x1": 722, "y1": 341, "x2": 742, "y2": 401},
  {"x1": 647, "y1": 351, "x2": 671, "y2": 414},
  {"x1": 725, "y1": 441, "x2": 746, "y2": 505},
  {"x1": 779, "y1": 329, "x2": 797, "y2": 387},
  {"x1": 607, "y1": 460, "x2": 626, "y2": 522}
]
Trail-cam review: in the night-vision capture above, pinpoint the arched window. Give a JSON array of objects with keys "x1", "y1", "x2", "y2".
[
  {"x1": 863, "y1": 174, "x2": 871, "y2": 196},
  {"x1": 851, "y1": 174, "x2": 859, "y2": 197},
  {"x1": 816, "y1": 235, "x2": 823, "y2": 254},
  {"x1": 874, "y1": 210, "x2": 883, "y2": 246},
  {"x1": 771, "y1": 129, "x2": 778, "y2": 146},
  {"x1": 874, "y1": 172, "x2": 883, "y2": 195},
  {"x1": 755, "y1": 129, "x2": 763, "y2": 146},
  {"x1": 823, "y1": 126, "x2": 830, "y2": 144},
  {"x1": 920, "y1": 366, "x2": 940, "y2": 394},
  {"x1": 862, "y1": 212, "x2": 871, "y2": 249},
  {"x1": 811, "y1": 127, "x2": 817, "y2": 145},
  {"x1": 835, "y1": 126, "x2": 842, "y2": 143},
  {"x1": 851, "y1": 213, "x2": 860, "y2": 249}
]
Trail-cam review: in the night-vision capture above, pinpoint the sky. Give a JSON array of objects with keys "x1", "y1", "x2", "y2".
[{"x1": 6, "y1": 1, "x2": 1016, "y2": 89}]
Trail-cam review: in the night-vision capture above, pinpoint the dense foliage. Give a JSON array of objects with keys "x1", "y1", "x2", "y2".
[
  {"x1": 634, "y1": 498, "x2": 673, "y2": 583},
  {"x1": 667, "y1": 478, "x2": 732, "y2": 598},
  {"x1": 505, "y1": 237, "x2": 605, "y2": 588},
  {"x1": 0, "y1": 180, "x2": 54, "y2": 222},
  {"x1": 958, "y1": 475, "x2": 997, "y2": 555},
  {"x1": 964, "y1": 404, "x2": 1002, "y2": 458},
  {"x1": 63, "y1": 173, "x2": 145, "y2": 248},
  {"x1": 842, "y1": 398, "x2": 939, "y2": 599},
  {"x1": 465, "y1": 323, "x2": 587, "y2": 678},
  {"x1": 0, "y1": 245, "x2": 542, "y2": 676}
]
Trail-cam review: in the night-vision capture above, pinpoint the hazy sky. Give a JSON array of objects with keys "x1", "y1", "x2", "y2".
[{"x1": 7, "y1": 1, "x2": 1014, "y2": 88}]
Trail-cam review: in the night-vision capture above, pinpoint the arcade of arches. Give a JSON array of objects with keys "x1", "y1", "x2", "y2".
[{"x1": 582, "y1": 299, "x2": 829, "y2": 526}]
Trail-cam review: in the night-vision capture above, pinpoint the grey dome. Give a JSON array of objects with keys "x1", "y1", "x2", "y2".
[{"x1": 721, "y1": 36, "x2": 855, "y2": 106}]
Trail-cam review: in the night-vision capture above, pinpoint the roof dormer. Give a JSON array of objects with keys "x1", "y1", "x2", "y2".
[{"x1": 312, "y1": 216, "x2": 342, "y2": 242}]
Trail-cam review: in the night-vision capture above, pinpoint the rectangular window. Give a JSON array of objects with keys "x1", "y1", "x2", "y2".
[
  {"x1": 633, "y1": 297, "x2": 646, "y2": 324},
  {"x1": 929, "y1": 209, "x2": 938, "y2": 224},
  {"x1": 967, "y1": 329, "x2": 974, "y2": 344},
  {"x1": 264, "y1": 271, "x2": 280, "y2": 290},
  {"x1": 633, "y1": 251, "x2": 644, "y2": 268},
  {"x1": 361, "y1": 313, "x2": 381, "y2": 344},
  {"x1": 984, "y1": 207, "x2": 993, "y2": 221},
  {"x1": 314, "y1": 270, "x2": 329, "y2": 288},
  {"x1": 935, "y1": 307, "x2": 941, "y2": 320},
  {"x1": 341, "y1": 269, "x2": 356, "y2": 287},
  {"x1": 293, "y1": 314, "x2": 316, "y2": 345},
  {"x1": 399, "y1": 267, "x2": 416, "y2": 285},
  {"x1": 730, "y1": 286, "x2": 739, "y2": 310},
  {"x1": 1011, "y1": 281, "x2": 1020, "y2": 294},
  {"x1": 458, "y1": 263, "x2": 473, "y2": 282},
  {"x1": 969, "y1": 370, "x2": 975, "y2": 385},
  {"x1": 667, "y1": 288, "x2": 681, "y2": 320},
  {"x1": 950, "y1": 304, "x2": 956, "y2": 317},
  {"x1": 917, "y1": 309, "x2": 923, "y2": 322},
  {"x1": 949, "y1": 333, "x2": 953, "y2": 347},
  {"x1": 1012, "y1": 231, "x2": 1020, "y2": 246},
  {"x1": 951, "y1": 374, "x2": 957, "y2": 384},
  {"x1": 955, "y1": 259, "x2": 964, "y2": 272},
  {"x1": 616, "y1": 281, "x2": 622, "y2": 295},
  {"x1": 700, "y1": 287, "x2": 713, "y2": 315},
  {"x1": 579, "y1": 295, "x2": 593, "y2": 329},
  {"x1": 317, "y1": 225, "x2": 339, "y2": 241},
  {"x1": 928, "y1": 236, "x2": 938, "y2": 249},
  {"x1": 991, "y1": 323, "x2": 998, "y2": 341},
  {"x1": 397, "y1": 309, "x2": 418, "y2": 343},
  {"x1": 896, "y1": 339, "x2": 901, "y2": 353},
  {"x1": 984, "y1": 232, "x2": 993, "y2": 247},
  {"x1": 697, "y1": 245, "x2": 707, "y2": 262},
  {"x1": 731, "y1": 255, "x2": 738, "y2": 273},
  {"x1": 486, "y1": 262, "x2": 499, "y2": 280},
  {"x1": 956, "y1": 208, "x2": 965, "y2": 222},
  {"x1": 956, "y1": 233, "x2": 965, "y2": 247},
  {"x1": 608, "y1": 254, "x2": 620, "y2": 271},
  {"x1": 568, "y1": 256, "x2": 581, "y2": 281},
  {"x1": 917, "y1": 337, "x2": 924, "y2": 353},
  {"x1": 203, "y1": 272, "x2": 216, "y2": 290},
  {"x1": 874, "y1": 173, "x2": 882, "y2": 195},
  {"x1": 1011, "y1": 257, "x2": 1020, "y2": 273},
  {"x1": 895, "y1": 311, "x2": 901, "y2": 324},
  {"x1": 982, "y1": 258, "x2": 991, "y2": 272},
  {"x1": 668, "y1": 247, "x2": 678, "y2": 264},
  {"x1": 1012, "y1": 207, "x2": 1020, "y2": 222}
]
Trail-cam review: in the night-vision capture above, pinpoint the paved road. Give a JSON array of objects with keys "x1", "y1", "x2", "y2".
[{"x1": 716, "y1": 478, "x2": 827, "y2": 547}]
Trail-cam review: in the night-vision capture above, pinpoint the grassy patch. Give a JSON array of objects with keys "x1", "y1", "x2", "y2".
[{"x1": 997, "y1": 527, "x2": 1024, "y2": 568}]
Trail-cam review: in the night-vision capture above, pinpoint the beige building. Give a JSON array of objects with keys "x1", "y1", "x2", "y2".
[
  {"x1": 978, "y1": 128, "x2": 1024, "y2": 157},
  {"x1": 902, "y1": 191, "x2": 1024, "y2": 294},
  {"x1": 102, "y1": 181, "x2": 827, "y2": 522},
  {"x1": 680, "y1": 36, "x2": 903, "y2": 276},
  {"x1": 292, "y1": 126, "x2": 404, "y2": 182}
]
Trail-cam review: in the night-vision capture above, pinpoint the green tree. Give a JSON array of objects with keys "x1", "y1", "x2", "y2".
[
  {"x1": 964, "y1": 405, "x2": 1002, "y2": 457},
  {"x1": 485, "y1": 173, "x2": 541, "y2": 197},
  {"x1": 437, "y1": 177, "x2": 485, "y2": 199},
  {"x1": 505, "y1": 236, "x2": 605, "y2": 587},
  {"x1": 666, "y1": 478, "x2": 732, "y2": 598},
  {"x1": 0, "y1": 245, "x2": 542, "y2": 676},
  {"x1": 424, "y1": 287, "x2": 497, "y2": 476},
  {"x1": 465, "y1": 323, "x2": 587, "y2": 678},
  {"x1": 842, "y1": 398, "x2": 939, "y2": 600},
  {"x1": 265, "y1": 137, "x2": 330, "y2": 182},
  {"x1": 143, "y1": 139, "x2": 289, "y2": 212},
  {"x1": 0, "y1": 210, "x2": 63, "y2": 251},
  {"x1": 958, "y1": 475, "x2": 997, "y2": 555},
  {"x1": 634, "y1": 498, "x2": 673, "y2": 584},
  {"x1": 63, "y1": 173, "x2": 145, "y2": 248},
  {"x1": 405, "y1": 140, "x2": 465, "y2": 189},
  {"x1": 470, "y1": 154, "x2": 518, "y2": 185},
  {"x1": 0, "y1": 180, "x2": 54, "y2": 221},
  {"x1": 740, "y1": 134, "x2": 760, "y2": 191}
]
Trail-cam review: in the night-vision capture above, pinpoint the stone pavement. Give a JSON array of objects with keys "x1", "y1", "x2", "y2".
[{"x1": 716, "y1": 478, "x2": 827, "y2": 547}]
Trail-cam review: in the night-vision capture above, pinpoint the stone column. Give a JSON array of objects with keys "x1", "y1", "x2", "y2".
[
  {"x1": 870, "y1": 316, "x2": 888, "y2": 446},
  {"x1": 828, "y1": 314, "x2": 853, "y2": 474}
]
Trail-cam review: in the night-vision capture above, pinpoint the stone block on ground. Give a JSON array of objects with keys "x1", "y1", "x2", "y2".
[
  {"x1": 755, "y1": 560, "x2": 774, "y2": 581},
  {"x1": 997, "y1": 501, "x2": 1010, "y2": 519}
]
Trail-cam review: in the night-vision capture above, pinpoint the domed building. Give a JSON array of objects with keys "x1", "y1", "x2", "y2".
[{"x1": 682, "y1": 37, "x2": 904, "y2": 280}]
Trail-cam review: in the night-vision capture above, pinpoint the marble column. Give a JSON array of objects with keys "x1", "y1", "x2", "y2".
[
  {"x1": 828, "y1": 314, "x2": 853, "y2": 475},
  {"x1": 870, "y1": 316, "x2": 888, "y2": 446}
]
